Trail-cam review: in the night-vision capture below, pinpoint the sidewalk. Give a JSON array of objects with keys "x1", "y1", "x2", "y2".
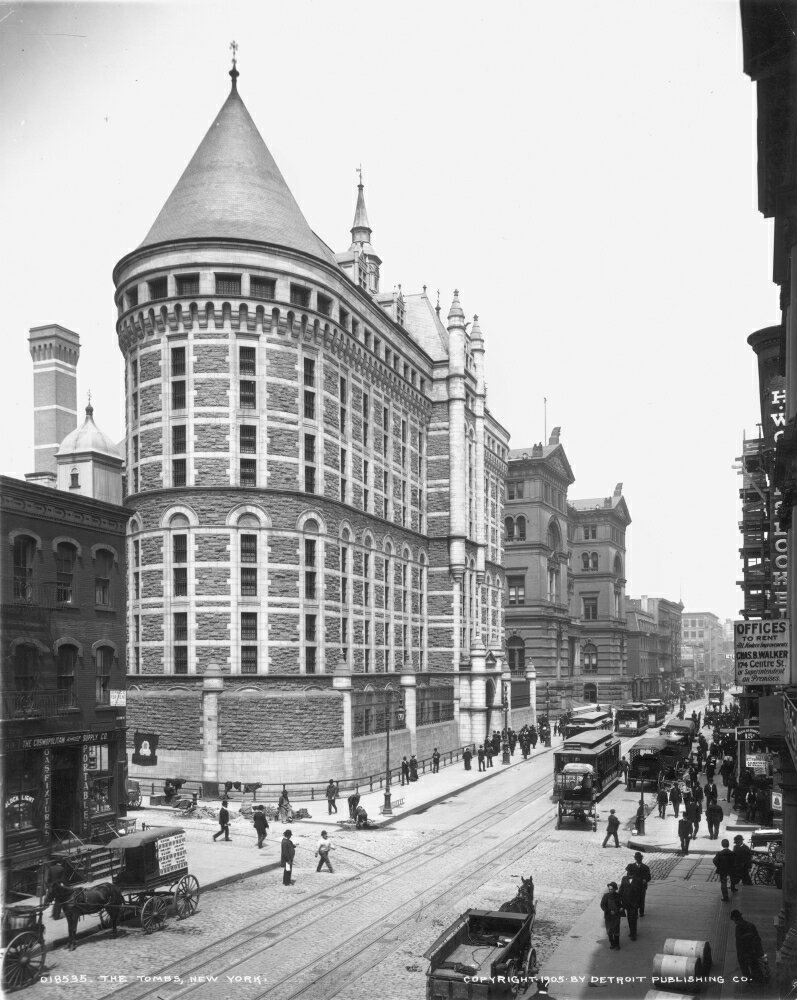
[
  {"x1": 542, "y1": 855, "x2": 777, "y2": 1000},
  {"x1": 39, "y1": 738, "x2": 558, "y2": 950}
]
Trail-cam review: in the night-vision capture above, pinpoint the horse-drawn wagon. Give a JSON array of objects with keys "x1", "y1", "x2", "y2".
[
  {"x1": 106, "y1": 826, "x2": 200, "y2": 933},
  {"x1": 425, "y1": 878, "x2": 537, "y2": 998}
]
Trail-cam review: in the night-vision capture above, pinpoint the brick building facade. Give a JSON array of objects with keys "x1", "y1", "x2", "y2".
[
  {"x1": 116, "y1": 64, "x2": 511, "y2": 783},
  {"x1": 0, "y1": 475, "x2": 127, "y2": 892}
]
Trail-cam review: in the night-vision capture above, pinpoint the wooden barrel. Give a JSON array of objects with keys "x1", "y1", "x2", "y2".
[
  {"x1": 651, "y1": 954, "x2": 703, "y2": 993},
  {"x1": 663, "y1": 938, "x2": 712, "y2": 973}
]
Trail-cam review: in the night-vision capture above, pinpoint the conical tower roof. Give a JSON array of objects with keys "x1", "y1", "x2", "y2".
[{"x1": 139, "y1": 75, "x2": 336, "y2": 265}]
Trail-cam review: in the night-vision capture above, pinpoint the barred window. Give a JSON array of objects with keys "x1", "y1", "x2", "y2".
[
  {"x1": 172, "y1": 425, "x2": 186, "y2": 454},
  {"x1": 174, "y1": 645, "x2": 188, "y2": 674},
  {"x1": 240, "y1": 459, "x2": 256, "y2": 486},
  {"x1": 176, "y1": 274, "x2": 199, "y2": 296},
  {"x1": 172, "y1": 458, "x2": 187, "y2": 487},
  {"x1": 291, "y1": 284, "x2": 310, "y2": 308},
  {"x1": 173, "y1": 534, "x2": 187, "y2": 563},
  {"x1": 241, "y1": 612, "x2": 257, "y2": 641},
  {"x1": 149, "y1": 276, "x2": 167, "y2": 300},
  {"x1": 173, "y1": 567, "x2": 187, "y2": 596},
  {"x1": 216, "y1": 273, "x2": 241, "y2": 296},
  {"x1": 304, "y1": 390, "x2": 315, "y2": 420},
  {"x1": 171, "y1": 346, "x2": 186, "y2": 376},
  {"x1": 241, "y1": 646, "x2": 258, "y2": 674},
  {"x1": 240, "y1": 425, "x2": 256, "y2": 453},
  {"x1": 241, "y1": 567, "x2": 257, "y2": 597},
  {"x1": 241, "y1": 534, "x2": 257, "y2": 562},
  {"x1": 250, "y1": 276, "x2": 275, "y2": 300},
  {"x1": 239, "y1": 346, "x2": 256, "y2": 376},
  {"x1": 174, "y1": 612, "x2": 188, "y2": 641},
  {"x1": 172, "y1": 381, "x2": 186, "y2": 410},
  {"x1": 240, "y1": 380, "x2": 256, "y2": 408}
]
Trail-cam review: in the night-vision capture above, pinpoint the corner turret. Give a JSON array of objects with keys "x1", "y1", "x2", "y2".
[{"x1": 336, "y1": 168, "x2": 382, "y2": 294}]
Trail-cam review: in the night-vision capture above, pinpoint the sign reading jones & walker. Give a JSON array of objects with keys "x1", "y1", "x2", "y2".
[{"x1": 734, "y1": 619, "x2": 790, "y2": 685}]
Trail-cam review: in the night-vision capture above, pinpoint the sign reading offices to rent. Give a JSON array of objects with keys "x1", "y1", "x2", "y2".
[{"x1": 734, "y1": 619, "x2": 790, "y2": 685}]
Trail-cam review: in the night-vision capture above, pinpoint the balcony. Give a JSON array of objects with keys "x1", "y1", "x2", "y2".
[
  {"x1": 2, "y1": 579, "x2": 65, "y2": 610},
  {"x1": 2, "y1": 689, "x2": 79, "y2": 720}
]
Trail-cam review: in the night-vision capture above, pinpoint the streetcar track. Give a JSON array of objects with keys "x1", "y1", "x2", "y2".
[{"x1": 78, "y1": 769, "x2": 554, "y2": 1000}]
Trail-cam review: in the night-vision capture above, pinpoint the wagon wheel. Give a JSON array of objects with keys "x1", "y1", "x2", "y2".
[
  {"x1": 174, "y1": 875, "x2": 200, "y2": 919},
  {"x1": 752, "y1": 864, "x2": 771, "y2": 886},
  {"x1": 129, "y1": 793, "x2": 142, "y2": 808},
  {"x1": 2, "y1": 931, "x2": 46, "y2": 992},
  {"x1": 140, "y1": 895, "x2": 168, "y2": 933}
]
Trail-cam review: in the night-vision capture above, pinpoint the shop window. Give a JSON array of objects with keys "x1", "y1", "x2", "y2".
[
  {"x1": 86, "y1": 745, "x2": 113, "y2": 816},
  {"x1": 5, "y1": 751, "x2": 42, "y2": 835}
]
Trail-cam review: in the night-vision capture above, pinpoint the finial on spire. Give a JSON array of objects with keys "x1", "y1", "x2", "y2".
[
  {"x1": 435, "y1": 289, "x2": 441, "y2": 316},
  {"x1": 86, "y1": 390, "x2": 94, "y2": 417},
  {"x1": 357, "y1": 164, "x2": 363, "y2": 188},
  {"x1": 229, "y1": 40, "x2": 239, "y2": 87}
]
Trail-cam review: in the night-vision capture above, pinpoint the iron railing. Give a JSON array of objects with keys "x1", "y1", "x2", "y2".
[{"x1": 2, "y1": 689, "x2": 78, "y2": 720}]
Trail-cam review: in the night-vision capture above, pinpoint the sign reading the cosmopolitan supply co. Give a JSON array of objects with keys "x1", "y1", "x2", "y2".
[{"x1": 734, "y1": 619, "x2": 790, "y2": 685}]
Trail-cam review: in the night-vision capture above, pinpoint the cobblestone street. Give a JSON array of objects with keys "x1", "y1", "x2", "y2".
[{"x1": 37, "y1": 743, "x2": 667, "y2": 1000}]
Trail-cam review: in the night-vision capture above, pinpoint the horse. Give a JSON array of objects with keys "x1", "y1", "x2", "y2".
[
  {"x1": 499, "y1": 875, "x2": 535, "y2": 915},
  {"x1": 45, "y1": 881, "x2": 124, "y2": 951}
]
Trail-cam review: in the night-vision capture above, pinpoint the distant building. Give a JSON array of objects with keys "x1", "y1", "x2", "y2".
[
  {"x1": 680, "y1": 612, "x2": 724, "y2": 686},
  {"x1": 625, "y1": 596, "x2": 683, "y2": 699}
]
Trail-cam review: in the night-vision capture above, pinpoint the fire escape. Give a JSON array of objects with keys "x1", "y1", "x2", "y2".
[{"x1": 737, "y1": 434, "x2": 772, "y2": 619}]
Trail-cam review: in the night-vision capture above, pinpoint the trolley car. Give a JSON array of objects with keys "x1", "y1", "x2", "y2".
[
  {"x1": 626, "y1": 736, "x2": 690, "y2": 790},
  {"x1": 644, "y1": 699, "x2": 667, "y2": 728},
  {"x1": 615, "y1": 703, "x2": 650, "y2": 737},
  {"x1": 563, "y1": 709, "x2": 614, "y2": 740},
  {"x1": 104, "y1": 826, "x2": 200, "y2": 933},
  {"x1": 553, "y1": 730, "x2": 622, "y2": 828}
]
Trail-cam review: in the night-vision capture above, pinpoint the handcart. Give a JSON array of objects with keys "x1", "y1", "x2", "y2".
[
  {"x1": 102, "y1": 826, "x2": 200, "y2": 933},
  {"x1": 1, "y1": 897, "x2": 46, "y2": 992}
]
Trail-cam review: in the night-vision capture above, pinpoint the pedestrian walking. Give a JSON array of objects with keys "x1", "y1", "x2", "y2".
[
  {"x1": 619, "y1": 865, "x2": 643, "y2": 940},
  {"x1": 730, "y1": 910, "x2": 769, "y2": 983},
  {"x1": 212, "y1": 799, "x2": 231, "y2": 842},
  {"x1": 509, "y1": 731, "x2": 517, "y2": 756},
  {"x1": 477, "y1": 745, "x2": 486, "y2": 772},
  {"x1": 485, "y1": 744, "x2": 494, "y2": 768},
  {"x1": 401, "y1": 756, "x2": 410, "y2": 786},
  {"x1": 315, "y1": 830, "x2": 334, "y2": 873},
  {"x1": 684, "y1": 800, "x2": 699, "y2": 840},
  {"x1": 713, "y1": 839, "x2": 736, "y2": 901},
  {"x1": 669, "y1": 784, "x2": 682, "y2": 817},
  {"x1": 530, "y1": 727, "x2": 538, "y2": 750},
  {"x1": 726, "y1": 772, "x2": 738, "y2": 803},
  {"x1": 620, "y1": 757, "x2": 629, "y2": 782},
  {"x1": 432, "y1": 748, "x2": 440, "y2": 773},
  {"x1": 705, "y1": 759, "x2": 716, "y2": 783},
  {"x1": 252, "y1": 804, "x2": 269, "y2": 848},
  {"x1": 656, "y1": 786, "x2": 668, "y2": 819},
  {"x1": 492, "y1": 731, "x2": 501, "y2": 757},
  {"x1": 745, "y1": 788, "x2": 757, "y2": 822},
  {"x1": 600, "y1": 882, "x2": 622, "y2": 950},
  {"x1": 602, "y1": 809, "x2": 621, "y2": 848},
  {"x1": 631, "y1": 852, "x2": 651, "y2": 916},
  {"x1": 463, "y1": 746, "x2": 472, "y2": 771},
  {"x1": 733, "y1": 835, "x2": 753, "y2": 888},
  {"x1": 706, "y1": 800, "x2": 723, "y2": 840},
  {"x1": 326, "y1": 778, "x2": 338, "y2": 814},
  {"x1": 678, "y1": 816, "x2": 692, "y2": 855},
  {"x1": 280, "y1": 829, "x2": 295, "y2": 885},
  {"x1": 409, "y1": 754, "x2": 419, "y2": 781},
  {"x1": 705, "y1": 780, "x2": 718, "y2": 805}
]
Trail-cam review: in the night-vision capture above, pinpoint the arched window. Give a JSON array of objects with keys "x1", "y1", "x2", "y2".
[
  {"x1": 583, "y1": 682, "x2": 598, "y2": 703},
  {"x1": 507, "y1": 636, "x2": 525, "y2": 673},
  {"x1": 94, "y1": 548, "x2": 114, "y2": 606},
  {"x1": 55, "y1": 541, "x2": 78, "y2": 605},
  {"x1": 614, "y1": 555, "x2": 623, "y2": 577},
  {"x1": 13, "y1": 643, "x2": 39, "y2": 692},
  {"x1": 590, "y1": 552, "x2": 599, "y2": 571},
  {"x1": 504, "y1": 516, "x2": 515, "y2": 542},
  {"x1": 547, "y1": 520, "x2": 561, "y2": 552},
  {"x1": 516, "y1": 516, "x2": 526, "y2": 541},
  {"x1": 583, "y1": 643, "x2": 598, "y2": 673},
  {"x1": 12, "y1": 534, "x2": 37, "y2": 598},
  {"x1": 581, "y1": 552, "x2": 590, "y2": 571},
  {"x1": 70, "y1": 467, "x2": 80, "y2": 489}
]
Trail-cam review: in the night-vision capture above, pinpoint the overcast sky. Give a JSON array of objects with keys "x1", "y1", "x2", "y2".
[{"x1": 0, "y1": 0, "x2": 774, "y2": 623}]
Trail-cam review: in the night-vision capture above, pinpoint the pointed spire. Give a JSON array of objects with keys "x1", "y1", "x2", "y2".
[
  {"x1": 350, "y1": 166, "x2": 373, "y2": 247},
  {"x1": 470, "y1": 314, "x2": 484, "y2": 347},
  {"x1": 447, "y1": 289, "x2": 465, "y2": 327},
  {"x1": 229, "y1": 40, "x2": 239, "y2": 90}
]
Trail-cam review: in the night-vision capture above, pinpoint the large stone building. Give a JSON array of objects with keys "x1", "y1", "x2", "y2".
[
  {"x1": 624, "y1": 596, "x2": 683, "y2": 699},
  {"x1": 116, "y1": 62, "x2": 511, "y2": 784},
  {"x1": 680, "y1": 611, "x2": 723, "y2": 686},
  {"x1": 503, "y1": 432, "x2": 637, "y2": 713}
]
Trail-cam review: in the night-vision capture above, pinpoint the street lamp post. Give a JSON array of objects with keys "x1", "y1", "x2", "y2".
[
  {"x1": 545, "y1": 682, "x2": 551, "y2": 747},
  {"x1": 501, "y1": 671, "x2": 511, "y2": 765},
  {"x1": 383, "y1": 687, "x2": 405, "y2": 816}
]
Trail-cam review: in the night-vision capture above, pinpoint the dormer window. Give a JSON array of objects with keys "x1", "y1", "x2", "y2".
[{"x1": 148, "y1": 276, "x2": 167, "y2": 301}]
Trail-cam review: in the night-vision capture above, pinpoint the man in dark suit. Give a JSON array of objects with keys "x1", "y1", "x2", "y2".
[
  {"x1": 212, "y1": 799, "x2": 230, "y2": 842},
  {"x1": 281, "y1": 830, "x2": 296, "y2": 885}
]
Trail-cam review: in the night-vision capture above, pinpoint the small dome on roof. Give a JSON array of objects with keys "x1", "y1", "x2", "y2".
[{"x1": 57, "y1": 404, "x2": 121, "y2": 459}]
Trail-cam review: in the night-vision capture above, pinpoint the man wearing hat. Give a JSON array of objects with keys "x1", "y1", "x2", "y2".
[
  {"x1": 600, "y1": 882, "x2": 622, "y2": 950},
  {"x1": 326, "y1": 778, "x2": 338, "y2": 814},
  {"x1": 630, "y1": 852, "x2": 651, "y2": 916},
  {"x1": 713, "y1": 838, "x2": 735, "y2": 901},
  {"x1": 619, "y1": 864, "x2": 643, "y2": 940},
  {"x1": 732, "y1": 835, "x2": 753, "y2": 888},
  {"x1": 280, "y1": 829, "x2": 296, "y2": 885},
  {"x1": 602, "y1": 808, "x2": 621, "y2": 848}
]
